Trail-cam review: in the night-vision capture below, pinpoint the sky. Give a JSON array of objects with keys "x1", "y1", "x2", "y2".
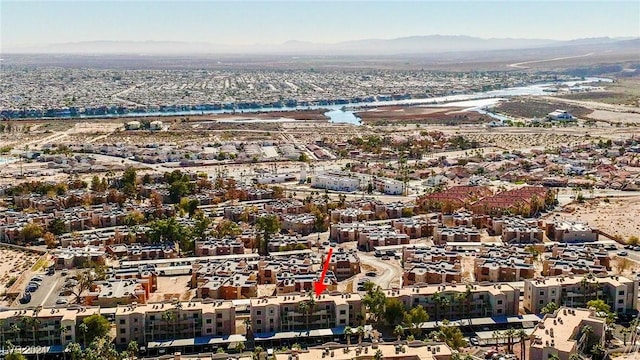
[{"x1": 1, "y1": 0, "x2": 639, "y2": 48}]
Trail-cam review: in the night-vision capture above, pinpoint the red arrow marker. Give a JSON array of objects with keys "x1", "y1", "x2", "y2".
[{"x1": 313, "y1": 247, "x2": 334, "y2": 297}]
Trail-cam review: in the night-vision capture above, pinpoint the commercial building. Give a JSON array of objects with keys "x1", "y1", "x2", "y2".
[{"x1": 311, "y1": 171, "x2": 360, "y2": 192}]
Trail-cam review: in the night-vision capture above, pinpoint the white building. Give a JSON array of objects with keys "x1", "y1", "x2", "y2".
[
  {"x1": 311, "y1": 171, "x2": 360, "y2": 192},
  {"x1": 126, "y1": 121, "x2": 141, "y2": 130},
  {"x1": 149, "y1": 120, "x2": 163, "y2": 130},
  {"x1": 374, "y1": 177, "x2": 404, "y2": 195},
  {"x1": 548, "y1": 109, "x2": 575, "y2": 121}
]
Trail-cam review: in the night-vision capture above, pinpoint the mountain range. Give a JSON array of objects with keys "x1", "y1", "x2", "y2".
[{"x1": 3, "y1": 35, "x2": 638, "y2": 55}]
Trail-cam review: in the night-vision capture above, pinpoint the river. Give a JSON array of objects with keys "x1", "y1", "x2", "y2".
[{"x1": 12, "y1": 77, "x2": 611, "y2": 125}]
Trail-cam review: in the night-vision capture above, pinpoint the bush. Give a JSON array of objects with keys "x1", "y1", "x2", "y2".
[{"x1": 6, "y1": 277, "x2": 17, "y2": 288}]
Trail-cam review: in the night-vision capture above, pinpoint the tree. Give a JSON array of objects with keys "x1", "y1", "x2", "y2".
[
  {"x1": 78, "y1": 323, "x2": 88, "y2": 347},
  {"x1": 503, "y1": 328, "x2": 515, "y2": 354},
  {"x1": 212, "y1": 219, "x2": 241, "y2": 238},
  {"x1": 20, "y1": 223, "x2": 44, "y2": 243},
  {"x1": 356, "y1": 326, "x2": 365, "y2": 345},
  {"x1": 548, "y1": 354, "x2": 560, "y2": 360},
  {"x1": 384, "y1": 298, "x2": 406, "y2": 326},
  {"x1": 5, "y1": 352, "x2": 26, "y2": 360},
  {"x1": 43, "y1": 232, "x2": 57, "y2": 249},
  {"x1": 81, "y1": 315, "x2": 110, "y2": 345},
  {"x1": 66, "y1": 342, "x2": 82, "y2": 360},
  {"x1": 393, "y1": 325, "x2": 404, "y2": 342},
  {"x1": 178, "y1": 197, "x2": 199, "y2": 217},
  {"x1": 123, "y1": 211, "x2": 145, "y2": 226},
  {"x1": 590, "y1": 343, "x2": 605, "y2": 360},
  {"x1": 120, "y1": 167, "x2": 138, "y2": 197},
  {"x1": 363, "y1": 282, "x2": 386, "y2": 325},
  {"x1": 628, "y1": 236, "x2": 640, "y2": 246},
  {"x1": 374, "y1": 349, "x2": 383, "y2": 360},
  {"x1": 344, "y1": 326, "x2": 353, "y2": 347},
  {"x1": 192, "y1": 211, "x2": 212, "y2": 241},
  {"x1": 255, "y1": 215, "x2": 280, "y2": 255},
  {"x1": 126, "y1": 340, "x2": 139, "y2": 359},
  {"x1": 434, "y1": 320, "x2": 467, "y2": 350},
  {"x1": 47, "y1": 218, "x2": 67, "y2": 236},
  {"x1": 569, "y1": 354, "x2": 584, "y2": 360},
  {"x1": 403, "y1": 305, "x2": 429, "y2": 336},
  {"x1": 516, "y1": 329, "x2": 527, "y2": 360},
  {"x1": 540, "y1": 302, "x2": 558, "y2": 314},
  {"x1": 234, "y1": 341, "x2": 245, "y2": 353}
]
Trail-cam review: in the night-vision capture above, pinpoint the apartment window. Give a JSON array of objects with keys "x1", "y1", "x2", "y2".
[
  {"x1": 206, "y1": 328, "x2": 212, "y2": 334},
  {"x1": 497, "y1": 309, "x2": 503, "y2": 314},
  {"x1": 120, "y1": 338, "x2": 126, "y2": 344},
  {"x1": 119, "y1": 319, "x2": 126, "y2": 325},
  {"x1": 193, "y1": 314, "x2": 198, "y2": 319},
  {"x1": 539, "y1": 300, "x2": 544, "y2": 305},
  {"x1": 348, "y1": 305, "x2": 353, "y2": 309},
  {"x1": 257, "y1": 320, "x2": 262, "y2": 325},
  {"x1": 619, "y1": 290, "x2": 625, "y2": 296},
  {"x1": 539, "y1": 291, "x2": 544, "y2": 296},
  {"x1": 120, "y1": 328, "x2": 126, "y2": 334},
  {"x1": 339, "y1": 319, "x2": 346, "y2": 324},
  {"x1": 216, "y1": 313, "x2": 222, "y2": 319},
  {"x1": 150, "y1": 315, "x2": 156, "y2": 321},
  {"x1": 325, "y1": 305, "x2": 330, "y2": 310},
  {"x1": 65, "y1": 335, "x2": 71, "y2": 341},
  {"x1": 269, "y1": 319, "x2": 274, "y2": 324},
  {"x1": 339, "y1": 310, "x2": 346, "y2": 315},
  {"x1": 134, "y1": 318, "x2": 138, "y2": 323},
  {"x1": 618, "y1": 299, "x2": 624, "y2": 304},
  {"x1": 284, "y1": 307, "x2": 289, "y2": 312},
  {"x1": 256, "y1": 311, "x2": 262, "y2": 316},
  {"x1": 497, "y1": 300, "x2": 503, "y2": 305},
  {"x1": 217, "y1": 322, "x2": 222, "y2": 328},
  {"x1": 206, "y1": 319, "x2": 212, "y2": 324},
  {"x1": 479, "y1": 294, "x2": 484, "y2": 300}
]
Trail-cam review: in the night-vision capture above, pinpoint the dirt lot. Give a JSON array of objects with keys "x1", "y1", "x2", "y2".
[
  {"x1": 559, "y1": 78, "x2": 640, "y2": 106},
  {"x1": 0, "y1": 247, "x2": 42, "y2": 294},
  {"x1": 356, "y1": 105, "x2": 490, "y2": 125},
  {"x1": 554, "y1": 196, "x2": 640, "y2": 242},
  {"x1": 494, "y1": 98, "x2": 593, "y2": 119},
  {"x1": 586, "y1": 109, "x2": 640, "y2": 124}
]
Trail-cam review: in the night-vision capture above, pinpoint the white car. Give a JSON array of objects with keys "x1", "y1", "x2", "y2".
[{"x1": 56, "y1": 298, "x2": 68, "y2": 305}]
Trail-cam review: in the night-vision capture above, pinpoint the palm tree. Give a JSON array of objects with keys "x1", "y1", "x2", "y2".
[
  {"x1": 432, "y1": 292, "x2": 442, "y2": 321},
  {"x1": 374, "y1": 349, "x2": 383, "y2": 360},
  {"x1": 298, "y1": 301, "x2": 309, "y2": 331},
  {"x1": 579, "y1": 325, "x2": 593, "y2": 353},
  {"x1": 162, "y1": 310, "x2": 177, "y2": 340},
  {"x1": 516, "y1": 329, "x2": 527, "y2": 360},
  {"x1": 394, "y1": 325, "x2": 404, "y2": 342},
  {"x1": 493, "y1": 330, "x2": 502, "y2": 346},
  {"x1": 503, "y1": 328, "x2": 516, "y2": 354},
  {"x1": 65, "y1": 342, "x2": 82, "y2": 360},
  {"x1": 10, "y1": 324, "x2": 21, "y2": 346},
  {"x1": 344, "y1": 326, "x2": 352, "y2": 347},
  {"x1": 356, "y1": 326, "x2": 365, "y2": 345},
  {"x1": 78, "y1": 323, "x2": 88, "y2": 347}
]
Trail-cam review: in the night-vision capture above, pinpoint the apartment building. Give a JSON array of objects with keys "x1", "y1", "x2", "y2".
[
  {"x1": 529, "y1": 307, "x2": 605, "y2": 360},
  {"x1": 392, "y1": 218, "x2": 438, "y2": 239},
  {"x1": 544, "y1": 220, "x2": 599, "y2": 243},
  {"x1": 328, "y1": 249, "x2": 361, "y2": 281},
  {"x1": 404, "y1": 261, "x2": 462, "y2": 285},
  {"x1": 114, "y1": 300, "x2": 235, "y2": 346},
  {"x1": 0, "y1": 306, "x2": 102, "y2": 347},
  {"x1": 488, "y1": 216, "x2": 544, "y2": 243},
  {"x1": 275, "y1": 272, "x2": 338, "y2": 294},
  {"x1": 330, "y1": 208, "x2": 375, "y2": 223},
  {"x1": 432, "y1": 226, "x2": 481, "y2": 244},
  {"x1": 250, "y1": 293, "x2": 363, "y2": 333},
  {"x1": 194, "y1": 238, "x2": 245, "y2": 256},
  {"x1": 402, "y1": 246, "x2": 461, "y2": 264},
  {"x1": 474, "y1": 258, "x2": 535, "y2": 282},
  {"x1": 311, "y1": 171, "x2": 361, "y2": 192},
  {"x1": 385, "y1": 283, "x2": 520, "y2": 321},
  {"x1": 523, "y1": 275, "x2": 638, "y2": 314}
]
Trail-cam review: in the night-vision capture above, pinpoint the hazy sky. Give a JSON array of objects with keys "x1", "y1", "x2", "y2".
[{"x1": 2, "y1": 0, "x2": 639, "y2": 48}]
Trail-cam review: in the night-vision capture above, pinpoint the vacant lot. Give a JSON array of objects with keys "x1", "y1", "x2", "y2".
[
  {"x1": 555, "y1": 196, "x2": 640, "y2": 242},
  {"x1": 559, "y1": 78, "x2": 640, "y2": 106},
  {"x1": 356, "y1": 105, "x2": 490, "y2": 125},
  {"x1": 0, "y1": 247, "x2": 42, "y2": 294},
  {"x1": 495, "y1": 98, "x2": 593, "y2": 119}
]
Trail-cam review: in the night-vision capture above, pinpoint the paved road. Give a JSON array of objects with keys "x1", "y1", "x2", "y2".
[{"x1": 358, "y1": 253, "x2": 402, "y2": 289}]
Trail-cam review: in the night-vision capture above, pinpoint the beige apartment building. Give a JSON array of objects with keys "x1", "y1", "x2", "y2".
[
  {"x1": 529, "y1": 307, "x2": 605, "y2": 360},
  {"x1": 250, "y1": 292, "x2": 363, "y2": 334},
  {"x1": 523, "y1": 275, "x2": 638, "y2": 314},
  {"x1": 0, "y1": 306, "x2": 102, "y2": 347},
  {"x1": 385, "y1": 283, "x2": 520, "y2": 321},
  {"x1": 114, "y1": 300, "x2": 235, "y2": 346}
]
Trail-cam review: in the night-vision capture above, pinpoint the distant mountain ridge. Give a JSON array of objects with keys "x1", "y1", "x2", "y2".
[{"x1": 3, "y1": 35, "x2": 638, "y2": 55}]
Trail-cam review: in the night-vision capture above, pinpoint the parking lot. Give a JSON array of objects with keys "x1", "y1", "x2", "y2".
[{"x1": 14, "y1": 268, "x2": 76, "y2": 309}]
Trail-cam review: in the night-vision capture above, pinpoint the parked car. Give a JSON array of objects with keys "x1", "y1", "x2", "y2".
[
  {"x1": 19, "y1": 293, "x2": 31, "y2": 304},
  {"x1": 618, "y1": 251, "x2": 629, "y2": 257},
  {"x1": 365, "y1": 272, "x2": 377, "y2": 277},
  {"x1": 46, "y1": 267, "x2": 55, "y2": 276},
  {"x1": 55, "y1": 298, "x2": 68, "y2": 305}
]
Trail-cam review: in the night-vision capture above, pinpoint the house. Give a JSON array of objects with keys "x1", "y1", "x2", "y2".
[{"x1": 547, "y1": 109, "x2": 575, "y2": 121}]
